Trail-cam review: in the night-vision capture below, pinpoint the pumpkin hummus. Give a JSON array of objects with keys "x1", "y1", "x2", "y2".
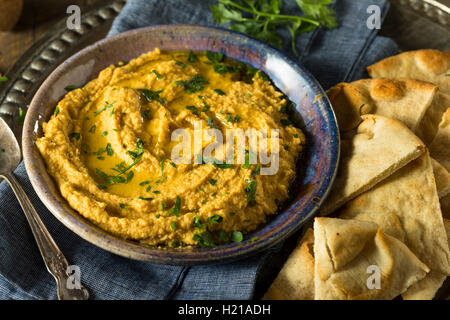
[{"x1": 36, "y1": 49, "x2": 305, "y2": 247}]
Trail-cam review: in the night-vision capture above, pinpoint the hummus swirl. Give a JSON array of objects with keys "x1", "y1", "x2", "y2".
[{"x1": 36, "y1": 49, "x2": 305, "y2": 247}]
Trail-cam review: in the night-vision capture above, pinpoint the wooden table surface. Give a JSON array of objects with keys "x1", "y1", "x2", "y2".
[{"x1": 0, "y1": 0, "x2": 106, "y2": 75}]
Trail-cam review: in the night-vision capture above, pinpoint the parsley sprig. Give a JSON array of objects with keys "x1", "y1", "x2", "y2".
[{"x1": 211, "y1": 0, "x2": 337, "y2": 55}]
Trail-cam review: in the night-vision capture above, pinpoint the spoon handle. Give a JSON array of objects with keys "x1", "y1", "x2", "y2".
[{"x1": 1, "y1": 172, "x2": 89, "y2": 300}]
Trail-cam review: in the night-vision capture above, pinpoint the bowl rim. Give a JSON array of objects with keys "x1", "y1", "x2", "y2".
[{"x1": 22, "y1": 24, "x2": 340, "y2": 265}]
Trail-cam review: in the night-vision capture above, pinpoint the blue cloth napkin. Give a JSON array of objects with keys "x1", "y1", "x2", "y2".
[{"x1": 0, "y1": 0, "x2": 397, "y2": 300}]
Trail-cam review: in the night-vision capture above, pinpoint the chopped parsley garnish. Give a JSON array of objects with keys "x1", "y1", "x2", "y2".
[
  {"x1": 54, "y1": 107, "x2": 60, "y2": 117},
  {"x1": 155, "y1": 156, "x2": 165, "y2": 183},
  {"x1": 89, "y1": 125, "x2": 96, "y2": 133},
  {"x1": 213, "y1": 64, "x2": 236, "y2": 75},
  {"x1": 138, "y1": 89, "x2": 165, "y2": 103},
  {"x1": 18, "y1": 108, "x2": 26, "y2": 125},
  {"x1": 280, "y1": 118, "x2": 292, "y2": 126},
  {"x1": 209, "y1": 178, "x2": 217, "y2": 185},
  {"x1": 168, "y1": 196, "x2": 181, "y2": 217},
  {"x1": 186, "y1": 105, "x2": 199, "y2": 116},
  {"x1": 151, "y1": 69, "x2": 163, "y2": 79},
  {"x1": 193, "y1": 216, "x2": 204, "y2": 229},
  {"x1": 170, "y1": 162, "x2": 177, "y2": 168},
  {"x1": 119, "y1": 203, "x2": 127, "y2": 209},
  {"x1": 249, "y1": 237, "x2": 259, "y2": 242},
  {"x1": 146, "y1": 185, "x2": 152, "y2": 192},
  {"x1": 64, "y1": 85, "x2": 82, "y2": 91},
  {"x1": 102, "y1": 131, "x2": 108, "y2": 136},
  {"x1": 98, "y1": 184, "x2": 107, "y2": 190},
  {"x1": 208, "y1": 215, "x2": 223, "y2": 224},
  {"x1": 69, "y1": 132, "x2": 81, "y2": 141},
  {"x1": 170, "y1": 222, "x2": 177, "y2": 230},
  {"x1": 188, "y1": 51, "x2": 199, "y2": 63},
  {"x1": 201, "y1": 102, "x2": 210, "y2": 112},
  {"x1": 0, "y1": 76, "x2": 9, "y2": 82},
  {"x1": 139, "y1": 196, "x2": 153, "y2": 201},
  {"x1": 141, "y1": 109, "x2": 150, "y2": 119},
  {"x1": 214, "y1": 89, "x2": 225, "y2": 95},
  {"x1": 127, "y1": 139, "x2": 144, "y2": 160},
  {"x1": 139, "y1": 180, "x2": 151, "y2": 186},
  {"x1": 106, "y1": 143, "x2": 114, "y2": 156},
  {"x1": 245, "y1": 179, "x2": 257, "y2": 206},
  {"x1": 231, "y1": 231, "x2": 243, "y2": 243},
  {"x1": 193, "y1": 229, "x2": 216, "y2": 248},
  {"x1": 152, "y1": 190, "x2": 160, "y2": 194},
  {"x1": 161, "y1": 201, "x2": 166, "y2": 211},
  {"x1": 175, "y1": 60, "x2": 187, "y2": 69},
  {"x1": 205, "y1": 51, "x2": 224, "y2": 63},
  {"x1": 213, "y1": 162, "x2": 233, "y2": 169},
  {"x1": 175, "y1": 74, "x2": 209, "y2": 94},
  {"x1": 95, "y1": 101, "x2": 115, "y2": 116}
]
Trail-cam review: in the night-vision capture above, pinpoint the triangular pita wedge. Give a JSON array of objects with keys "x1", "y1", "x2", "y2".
[
  {"x1": 263, "y1": 229, "x2": 315, "y2": 300},
  {"x1": 441, "y1": 194, "x2": 450, "y2": 220},
  {"x1": 403, "y1": 218, "x2": 450, "y2": 300},
  {"x1": 337, "y1": 153, "x2": 450, "y2": 299},
  {"x1": 313, "y1": 218, "x2": 429, "y2": 300},
  {"x1": 338, "y1": 153, "x2": 450, "y2": 275},
  {"x1": 367, "y1": 49, "x2": 450, "y2": 94},
  {"x1": 402, "y1": 271, "x2": 446, "y2": 300},
  {"x1": 416, "y1": 92, "x2": 450, "y2": 145},
  {"x1": 431, "y1": 157, "x2": 450, "y2": 199},
  {"x1": 327, "y1": 78, "x2": 437, "y2": 132},
  {"x1": 429, "y1": 108, "x2": 450, "y2": 172},
  {"x1": 320, "y1": 114, "x2": 425, "y2": 215}
]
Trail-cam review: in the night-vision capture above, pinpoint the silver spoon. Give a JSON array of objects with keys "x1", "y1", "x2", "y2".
[{"x1": 0, "y1": 117, "x2": 89, "y2": 300}]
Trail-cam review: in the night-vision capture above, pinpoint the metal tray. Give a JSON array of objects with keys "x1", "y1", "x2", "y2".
[{"x1": 0, "y1": 0, "x2": 448, "y2": 299}]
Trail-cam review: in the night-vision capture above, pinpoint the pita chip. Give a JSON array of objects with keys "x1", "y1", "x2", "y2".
[
  {"x1": 431, "y1": 158, "x2": 450, "y2": 199},
  {"x1": 313, "y1": 218, "x2": 429, "y2": 300},
  {"x1": 263, "y1": 229, "x2": 315, "y2": 300},
  {"x1": 429, "y1": 108, "x2": 450, "y2": 172},
  {"x1": 367, "y1": 49, "x2": 450, "y2": 94},
  {"x1": 327, "y1": 78, "x2": 437, "y2": 132},
  {"x1": 416, "y1": 92, "x2": 450, "y2": 145},
  {"x1": 337, "y1": 153, "x2": 450, "y2": 299},
  {"x1": 320, "y1": 114, "x2": 425, "y2": 215},
  {"x1": 441, "y1": 194, "x2": 450, "y2": 220},
  {"x1": 403, "y1": 218, "x2": 450, "y2": 300}
]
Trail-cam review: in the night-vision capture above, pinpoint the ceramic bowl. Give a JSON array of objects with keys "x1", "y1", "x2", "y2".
[{"x1": 22, "y1": 25, "x2": 339, "y2": 265}]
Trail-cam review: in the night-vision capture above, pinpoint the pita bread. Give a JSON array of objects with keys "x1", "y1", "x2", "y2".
[
  {"x1": 337, "y1": 153, "x2": 450, "y2": 289},
  {"x1": 431, "y1": 158, "x2": 450, "y2": 199},
  {"x1": 263, "y1": 229, "x2": 315, "y2": 300},
  {"x1": 403, "y1": 218, "x2": 450, "y2": 300},
  {"x1": 320, "y1": 114, "x2": 425, "y2": 215},
  {"x1": 367, "y1": 49, "x2": 450, "y2": 94},
  {"x1": 429, "y1": 108, "x2": 450, "y2": 172},
  {"x1": 327, "y1": 78, "x2": 437, "y2": 132},
  {"x1": 313, "y1": 218, "x2": 429, "y2": 300},
  {"x1": 416, "y1": 92, "x2": 450, "y2": 145},
  {"x1": 441, "y1": 194, "x2": 450, "y2": 220}
]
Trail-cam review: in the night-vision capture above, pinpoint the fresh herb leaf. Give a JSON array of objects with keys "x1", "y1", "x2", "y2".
[
  {"x1": 208, "y1": 215, "x2": 223, "y2": 224},
  {"x1": 106, "y1": 143, "x2": 114, "y2": 156},
  {"x1": 205, "y1": 51, "x2": 224, "y2": 63},
  {"x1": 211, "y1": 0, "x2": 337, "y2": 56},
  {"x1": 138, "y1": 89, "x2": 165, "y2": 103},
  {"x1": 168, "y1": 196, "x2": 181, "y2": 216},
  {"x1": 214, "y1": 88, "x2": 226, "y2": 95},
  {"x1": 188, "y1": 51, "x2": 199, "y2": 63},
  {"x1": 245, "y1": 179, "x2": 257, "y2": 205},
  {"x1": 69, "y1": 132, "x2": 81, "y2": 141},
  {"x1": 64, "y1": 85, "x2": 82, "y2": 91},
  {"x1": 95, "y1": 101, "x2": 114, "y2": 116},
  {"x1": 18, "y1": 108, "x2": 26, "y2": 125},
  {"x1": 186, "y1": 105, "x2": 199, "y2": 116},
  {"x1": 151, "y1": 69, "x2": 163, "y2": 79},
  {"x1": 0, "y1": 76, "x2": 9, "y2": 82},
  {"x1": 175, "y1": 60, "x2": 187, "y2": 69},
  {"x1": 175, "y1": 74, "x2": 209, "y2": 94},
  {"x1": 139, "y1": 196, "x2": 153, "y2": 201},
  {"x1": 54, "y1": 107, "x2": 60, "y2": 117},
  {"x1": 209, "y1": 178, "x2": 217, "y2": 185},
  {"x1": 171, "y1": 222, "x2": 177, "y2": 230}
]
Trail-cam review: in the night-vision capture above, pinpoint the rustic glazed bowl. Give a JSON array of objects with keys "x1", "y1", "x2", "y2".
[{"x1": 23, "y1": 25, "x2": 340, "y2": 265}]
